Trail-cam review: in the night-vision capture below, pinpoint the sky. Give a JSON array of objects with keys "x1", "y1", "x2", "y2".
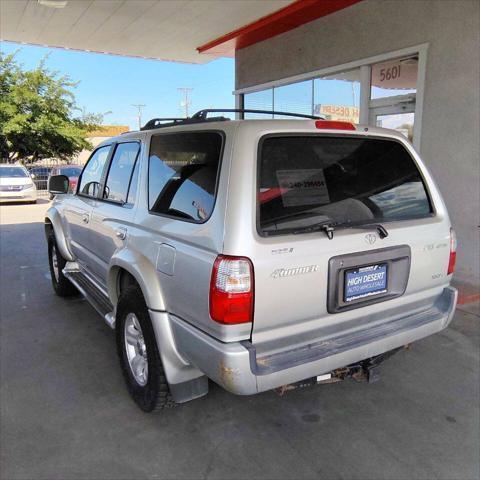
[{"x1": 1, "y1": 40, "x2": 235, "y2": 130}]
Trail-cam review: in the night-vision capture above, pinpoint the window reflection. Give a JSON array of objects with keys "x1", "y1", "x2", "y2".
[{"x1": 148, "y1": 132, "x2": 222, "y2": 222}]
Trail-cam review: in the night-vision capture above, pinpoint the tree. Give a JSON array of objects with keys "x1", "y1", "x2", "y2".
[{"x1": 0, "y1": 52, "x2": 101, "y2": 163}]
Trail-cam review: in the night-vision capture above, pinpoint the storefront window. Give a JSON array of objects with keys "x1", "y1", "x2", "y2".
[
  {"x1": 273, "y1": 80, "x2": 312, "y2": 118},
  {"x1": 313, "y1": 69, "x2": 360, "y2": 122},
  {"x1": 244, "y1": 89, "x2": 273, "y2": 118},
  {"x1": 238, "y1": 47, "x2": 423, "y2": 148},
  {"x1": 371, "y1": 56, "x2": 418, "y2": 99}
]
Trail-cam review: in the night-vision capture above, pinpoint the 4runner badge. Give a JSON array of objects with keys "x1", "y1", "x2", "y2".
[
  {"x1": 365, "y1": 233, "x2": 377, "y2": 245},
  {"x1": 271, "y1": 265, "x2": 318, "y2": 279}
]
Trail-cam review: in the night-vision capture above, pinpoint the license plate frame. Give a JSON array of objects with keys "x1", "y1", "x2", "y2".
[{"x1": 344, "y1": 263, "x2": 388, "y2": 303}]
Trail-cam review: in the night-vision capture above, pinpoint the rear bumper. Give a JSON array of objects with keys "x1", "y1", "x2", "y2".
[{"x1": 171, "y1": 287, "x2": 457, "y2": 395}]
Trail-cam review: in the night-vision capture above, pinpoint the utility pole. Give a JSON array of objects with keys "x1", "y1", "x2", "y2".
[
  {"x1": 131, "y1": 104, "x2": 146, "y2": 129},
  {"x1": 177, "y1": 87, "x2": 193, "y2": 118}
]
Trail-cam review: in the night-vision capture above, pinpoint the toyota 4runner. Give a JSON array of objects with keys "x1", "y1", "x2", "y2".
[{"x1": 45, "y1": 109, "x2": 457, "y2": 412}]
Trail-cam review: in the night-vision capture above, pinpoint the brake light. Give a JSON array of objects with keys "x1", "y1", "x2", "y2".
[
  {"x1": 447, "y1": 228, "x2": 457, "y2": 275},
  {"x1": 315, "y1": 120, "x2": 356, "y2": 130},
  {"x1": 209, "y1": 255, "x2": 254, "y2": 324}
]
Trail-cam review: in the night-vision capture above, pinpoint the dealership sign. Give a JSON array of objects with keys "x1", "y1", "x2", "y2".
[{"x1": 314, "y1": 104, "x2": 359, "y2": 123}]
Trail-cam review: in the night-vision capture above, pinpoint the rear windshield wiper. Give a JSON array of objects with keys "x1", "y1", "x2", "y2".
[
  {"x1": 292, "y1": 221, "x2": 337, "y2": 239},
  {"x1": 292, "y1": 221, "x2": 388, "y2": 240}
]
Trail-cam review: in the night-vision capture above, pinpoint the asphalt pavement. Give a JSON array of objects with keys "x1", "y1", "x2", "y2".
[{"x1": 1, "y1": 199, "x2": 479, "y2": 480}]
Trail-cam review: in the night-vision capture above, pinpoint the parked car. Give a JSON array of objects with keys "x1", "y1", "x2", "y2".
[
  {"x1": 48, "y1": 165, "x2": 82, "y2": 199},
  {"x1": 45, "y1": 109, "x2": 457, "y2": 412},
  {"x1": 0, "y1": 165, "x2": 37, "y2": 204},
  {"x1": 29, "y1": 166, "x2": 52, "y2": 190}
]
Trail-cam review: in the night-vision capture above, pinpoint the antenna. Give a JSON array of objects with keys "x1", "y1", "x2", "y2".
[
  {"x1": 177, "y1": 87, "x2": 193, "y2": 118},
  {"x1": 131, "y1": 104, "x2": 146, "y2": 130}
]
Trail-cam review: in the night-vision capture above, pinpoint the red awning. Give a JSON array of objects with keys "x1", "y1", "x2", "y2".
[{"x1": 197, "y1": 0, "x2": 362, "y2": 57}]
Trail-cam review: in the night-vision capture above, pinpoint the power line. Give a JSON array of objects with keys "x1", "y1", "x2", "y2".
[
  {"x1": 177, "y1": 87, "x2": 193, "y2": 118},
  {"x1": 131, "y1": 104, "x2": 146, "y2": 129}
]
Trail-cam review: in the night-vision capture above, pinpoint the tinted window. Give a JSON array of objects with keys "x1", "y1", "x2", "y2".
[
  {"x1": 258, "y1": 136, "x2": 432, "y2": 235},
  {"x1": 79, "y1": 146, "x2": 111, "y2": 197},
  {"x1": 104, "y1": 143, "x2": 140, "y2": 203},
  {"x1": 148, "y1": 132, "x2": 222, "y2": 221},
  {"x1": 0, "y1": 167, "x2": 28, "y2": 178}
]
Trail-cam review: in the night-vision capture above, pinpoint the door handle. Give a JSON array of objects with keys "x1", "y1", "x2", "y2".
[
  {"x1": 82, "y1": 213, "x2": 89, "y2": 224},
  {"x1": 115, "y1": 228, "x2": 127, "y2": 240}
]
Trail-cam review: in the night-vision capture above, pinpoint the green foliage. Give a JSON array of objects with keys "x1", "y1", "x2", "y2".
[{"x1": 0, "y1": 52, "x2": 101, "y2": 163}]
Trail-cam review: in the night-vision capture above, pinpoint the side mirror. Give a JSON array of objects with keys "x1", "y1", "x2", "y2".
[{"x1": 48, "y1": 175, "x2": 69, "y2": 194}]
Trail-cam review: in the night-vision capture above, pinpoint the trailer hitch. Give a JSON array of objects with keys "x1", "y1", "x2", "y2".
[{"x1": 275, "y1": 346, "x2": 406, "y2": 395}]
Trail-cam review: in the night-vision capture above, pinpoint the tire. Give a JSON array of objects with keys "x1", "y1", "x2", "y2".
[
  {"x1": 116, "y1": 285, "x2": 175, "y2": 412},
  {"x1": 47, "y1": 232, "x2": 77, "y2": 297}
]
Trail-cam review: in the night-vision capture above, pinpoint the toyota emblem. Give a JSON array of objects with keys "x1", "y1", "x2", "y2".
[{"x1": 365, "y1": 233, "x2": 377, "y2": 245}]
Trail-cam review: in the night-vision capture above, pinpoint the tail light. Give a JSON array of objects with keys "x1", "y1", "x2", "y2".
[
  {"x1": 209, "y1": 255, "x2": 254, "y2": 324},
  {"x1": 447, "y1": 228, "x2": 457, "y2": 275}
]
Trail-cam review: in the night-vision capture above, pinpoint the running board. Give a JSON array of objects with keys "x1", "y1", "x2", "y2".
[{"x1": 64, "y1": 270, "x2": 116, "y2": 329}]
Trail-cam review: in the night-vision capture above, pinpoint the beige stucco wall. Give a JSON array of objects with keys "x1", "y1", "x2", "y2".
[{"x1": 236, "y1": 0, "x2": 480, "y2": 285}]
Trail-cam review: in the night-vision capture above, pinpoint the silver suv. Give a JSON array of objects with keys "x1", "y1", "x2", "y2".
[{"x1": 46, "y1": 109, "x2": 457, "y2": 412}]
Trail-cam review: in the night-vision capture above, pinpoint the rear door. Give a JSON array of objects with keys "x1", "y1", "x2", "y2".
[{"x1": 251, "y1": 133, "x2": 450, "y2": 344}]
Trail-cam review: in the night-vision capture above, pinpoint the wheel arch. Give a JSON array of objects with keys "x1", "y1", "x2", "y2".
[
  {"x1": 44, "y1": 207, "x2": 74, "y2": 261},
  {"x1": 108, "y1": 249, "x2": 166, "y2": 311}
]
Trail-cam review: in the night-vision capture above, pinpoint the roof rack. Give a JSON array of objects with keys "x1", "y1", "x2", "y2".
[
  {"x1": 140, "y1": 108, "x2": 323, "y2": 131},
  {"x1": 141, "y1": 118, "x2": 188, "y2": 130},
  {"x1": 140, "y1": 115, "x2": 229, "y2": 131},
  {"x1": 192, "y1": 109, "x2": 322, "y2": 120}
]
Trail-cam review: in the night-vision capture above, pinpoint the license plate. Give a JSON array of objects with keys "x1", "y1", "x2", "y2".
[{"x1": 344, "y1": 264, "x2": 388, "y2": 302}]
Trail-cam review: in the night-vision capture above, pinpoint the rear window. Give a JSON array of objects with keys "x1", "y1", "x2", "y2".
[
  {"x1": 148, "y1": 132, "x2": 223, "y2": 222},
  {"x1": 258, "y1": 135, "x2": 433, "y2": 236}
]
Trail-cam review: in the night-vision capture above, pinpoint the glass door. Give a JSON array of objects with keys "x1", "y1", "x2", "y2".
[{"x1": 369, "y1": 101, "x2": 415, "y2": 142}]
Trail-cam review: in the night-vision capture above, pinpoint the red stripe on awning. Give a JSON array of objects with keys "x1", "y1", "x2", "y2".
[{"x1": 197, "y1": 0, "x2": 362, "y2": 57}]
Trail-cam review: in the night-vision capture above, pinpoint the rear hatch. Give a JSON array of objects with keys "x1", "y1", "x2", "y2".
[{"x1": 249, "y1": 131, "x2": 452, "y2": 346}]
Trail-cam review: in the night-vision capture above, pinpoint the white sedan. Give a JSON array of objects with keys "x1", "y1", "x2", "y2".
[{"x1": 0, "y1": 165, "x2": 37, "y2": 204}]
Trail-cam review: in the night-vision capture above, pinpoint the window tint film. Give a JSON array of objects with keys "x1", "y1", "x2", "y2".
[
  {"x1": 258, "y1": 136, "x2": 432, "y2": 235},
  {"x1": 104, "y1": 142, "x2": 140, "y2": 202},
  {"x1": 148, "y1": 132, "x2": 222, "y2": 222},
  {"x1": 79, "y1": 146, "x2": 111, "y2": 197}
]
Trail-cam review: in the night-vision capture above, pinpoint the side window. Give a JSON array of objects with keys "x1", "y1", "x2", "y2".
[
  {"x1": 103, "y1": 142, "x2": 140, "y2": 203},
  {"x1": 78, "y1": 146, "x2": 111, "y2": 197},
  {"x1": 148, "y1": 132, "x2": 223, "y2": 222}
]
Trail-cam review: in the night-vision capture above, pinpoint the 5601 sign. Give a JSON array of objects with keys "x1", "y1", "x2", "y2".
[
  {"x1": 372, "y1": 59, "x2": 417, "y2": 89},
  {"x1": 379, "y1": 65, "x2": 402, "y2": 82}
]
